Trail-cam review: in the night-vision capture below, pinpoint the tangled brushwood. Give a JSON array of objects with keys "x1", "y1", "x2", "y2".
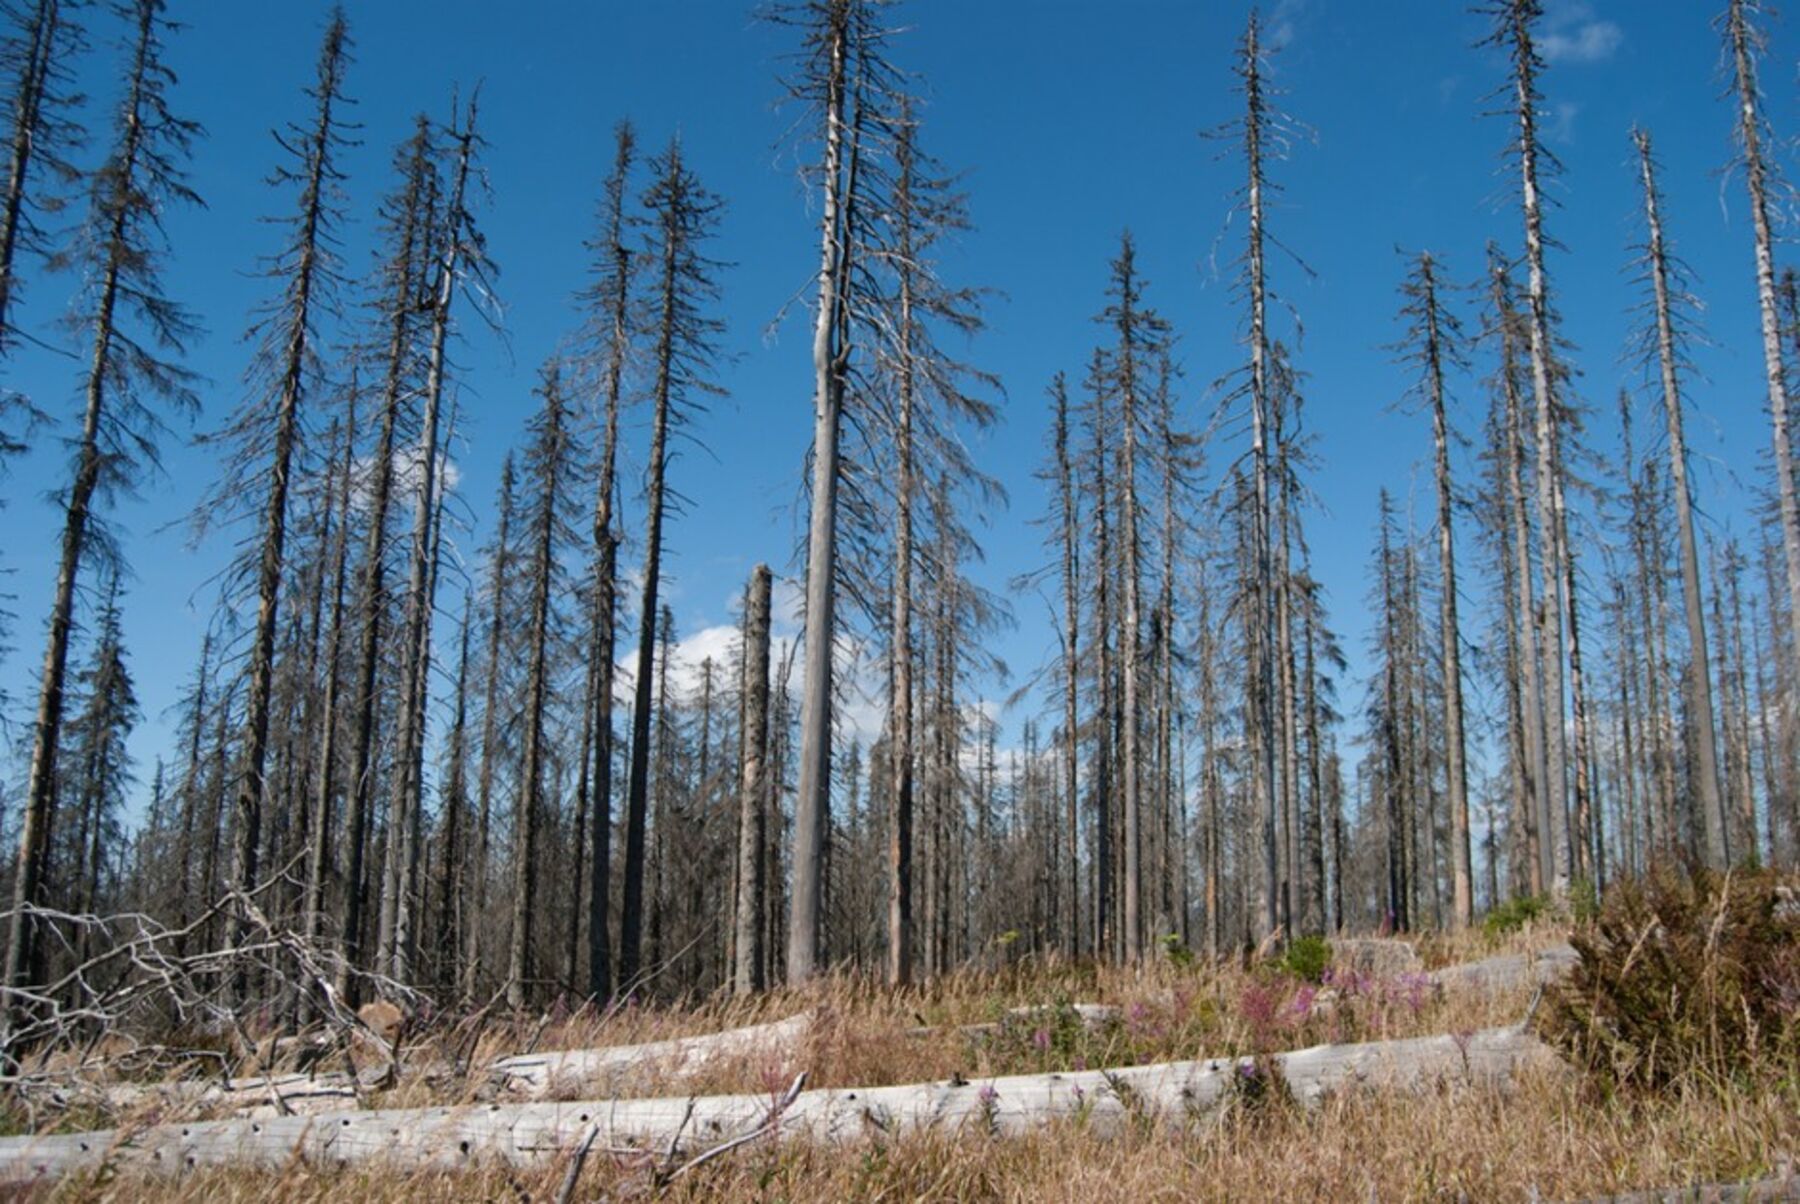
[{"x1": 1536, "y1": 867, "x2": 1800, "y2": 1094}]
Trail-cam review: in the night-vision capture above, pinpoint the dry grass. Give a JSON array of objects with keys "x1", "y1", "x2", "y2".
[
  {"x1": 17, "y1": 923, "x2": 1787, "y2": 1202},
  {"x1": 35, "y1": 1070, "x2": 1798, "y2": 1202}
]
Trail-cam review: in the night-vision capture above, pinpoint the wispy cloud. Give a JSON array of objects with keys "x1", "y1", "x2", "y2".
[
  {"x1": 1540, "y1": 1, "x2": 1622, "y2": 64},
  {"x1": 1547, "y1": 99, "x2": 1582, "y2": 144},
  {"x1": 1267, "y1": 0, "x2": 1306, "y2": 51}
]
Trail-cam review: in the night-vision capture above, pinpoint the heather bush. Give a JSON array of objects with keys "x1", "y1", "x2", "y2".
[{"x1": 1537, "y1": 867, "x2": 1800, "y2": 1094}]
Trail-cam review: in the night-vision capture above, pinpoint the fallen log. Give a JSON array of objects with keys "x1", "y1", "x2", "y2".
[
  {"x1": 1428, "y1": 944, "x2": 1577, "y2": 993},
  {"x1": 487, "y1": 1011, "x2": 814, "y2": 1098},
  {"x1": 0, "y1": 1024, "x2": 1557, "y2": 1187},
  {"x1": 32, "y1": 1069, "x2": 374, "y2": 1120}
]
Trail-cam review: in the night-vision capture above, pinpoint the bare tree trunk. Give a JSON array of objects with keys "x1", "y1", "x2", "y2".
[
  {"x1": 303, "y1": 396, "x2": 356, "y2": 962},
  {"x1": 581, "y1": 122, "x2": 634, "y2": 1002},
  {"x1": 1634, "y1": 129, "x2": 1727, "y2": 867},
  {"x1": 0, "y1": 0, "x2": 71, "y2": 346},
  {"x1": 886, "y1": 169, "x2": 917, "y2": 985},
  {"x1": 1409, "y1": 254, "x2": 1472, "y2": 927},
  {"x1": 464, "y1": 457, "x2": 515, "y2": 1002},
  {"x1": 380, "y1": 116, "x2": 474, "y2": 982},
  {"x1": 340, "y1": 120, "x2": 434, "y2": 998},
  {"x1": 508, "y1": 367, "x2": 574, "y2": 1009},
  {"x1": 6, "y1": 2, "x2": 158, "y2": 1001},
  {"x1": 1728, "y1": 0, "x2": 1800, "y2": 747},
  {"x1": 1053, "y1": 378, "x2": 1081, "y2": 959},
  {"x1": 231, "y1": 17, "x2": 349, "y2": 969},
  {"x1": 734, "y1": 566, "x2": 772, "y2": 995},
  {"x1": 1497, "y1": 2, "x2": 1572, "y2": 892},
  {"x1": 790, "y1": 3, "x2": 854, "y2": 985},
  {"x1": 1240, "y1": 16, "x2": 1281, "y2": 943}
]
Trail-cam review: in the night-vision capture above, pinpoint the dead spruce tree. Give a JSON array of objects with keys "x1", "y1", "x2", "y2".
[
  {"x1": 618, "y1": 137, "x2": 724, "y2": 991},
  {"x1": 506, "y1": 362, "x2": 583, "y2": 1008},
  {"x1": 1392, "y1": 251, "x2": 1473, "y2": 926},
  {"x1": 187, "y1": 12, "x2": 352, "y2": 948},
  {"x1": 575, "y1": 121, "x2": 636, "y2": 1001},
  {"x1": 773, "y1": 0, "x2": 899, "y2": 983},
  {"x1": 6, "y1": 0, "x2": 199, "y2": 1006},
  {"x1": 870, "y1": 96, "x2": 996, "y2": 983},
  {"x1": 1095, "y1": 232, "x2": 1170, "y2": 958},
  {"x1": 1482, "y1": 247, "x2": 1549, "y2": 893},
  {"x1": 380, "y1": 97, "x2": 492, "y2": 984},
  {"x1": 336, "y1": 118, "x2": 437, "y2": 995},
  {"x1": 733, "y1": 564, "x2": 772, "y2": 995},
  {"x1": 1484, "y1": 0, "x2": 1593, "y2": 889},
  {"x1": 463, "y1": 455, "x2": 517, "y2": 999},
  {"x1": 0, "y1": 0, "x2": 83, "y2": 353},
  {"x1": 1211, "y1": 10, "x2": 1308, "y2": 941},
  {"x1": 1630, "y1": 126, "x2": 1728, "y2": 866},
  {"x1": 1723, "y1": 0, "x2": 1800, "y2": 856}
]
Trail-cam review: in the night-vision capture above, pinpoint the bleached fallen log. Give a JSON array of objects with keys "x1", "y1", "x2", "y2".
[
  {"x1": 39, "y1": 1070, "x2": 371, "y2": 1120},
  {"x1": 1429, "y1": 943, "x2": 1577, "y2": 993},
  {"x1": 0, "y1": 1024, "x2": 1557, "y2": 1186},
  {"x1": 487, "y1": 1011, "x2": 814, "y2": 1097}
]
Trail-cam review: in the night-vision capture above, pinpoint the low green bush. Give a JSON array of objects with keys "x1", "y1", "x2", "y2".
[
  {"x1": 1277, "y1": 934, "x2": 1331, "y2": 984},
  {"x1": 1536, "y1": 867, "x2": 1800, "y2": 1094},
  {"x1": 1482, "y1": 893, "x2": 1546, "y2": 938}
]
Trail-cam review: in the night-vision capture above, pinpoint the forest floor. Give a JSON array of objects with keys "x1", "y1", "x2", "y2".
[{"x1": 5, "y1": 921, "x2": 1798, "y2": 1202}]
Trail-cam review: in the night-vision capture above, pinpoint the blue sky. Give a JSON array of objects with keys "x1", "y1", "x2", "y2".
[{"x1": 0, "y1": 0, "x2": 1790, "y2": 817}]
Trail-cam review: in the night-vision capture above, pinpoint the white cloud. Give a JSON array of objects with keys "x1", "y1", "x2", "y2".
[
  {"x1": 1267, "y1": 0, "x2": 1305, "y2": 51},
  {"x1": 1547, "y1": 99, "x2": 1582, "y2": 144},
  {"x1": 1540, "y1": 2, "x2": 1622, "y2": 64}
]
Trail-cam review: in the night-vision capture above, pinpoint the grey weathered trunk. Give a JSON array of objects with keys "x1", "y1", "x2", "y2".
[
  {"x1": 303, "y1": 396, "x2": 357, "y2": 959},
  {"x1": 1241, "y1": 17, "x2": 1281, "y2": 942},
  {"x1": 380, "y1": 119, "x2": 473, "y2": 982},
  {"x1": 886, "y1": 131, "x2": 916, "y2": 984},
  {"x1": 5, "y1": 3, "x2": 154, "y2": 1003},
  {"x1": 1728, "y1": 0, "x2": 1800, "y2": 774},
  {"x1": 1634, "y1": 128, "x2": 1727, "y2": 868},
  {"x1": 464, "y1": 458, "x2": 514, "y2": 1003},
  {"x1": 233, "y1": 17, "x2": 348, "y2": 957},
  {"x1": 0, "y1": 0, "x2": 68, "y2": 345},
  {"x1": 1416, "y1": 254, "x2": 1472, "y2": 925},
  {"x1": 789, "y1": 4, "x2": 853, "y2": 986},
  {"x1": 1055, "y1": 381, "x2": 1082, "y2": 959},
  {"x1": 581, "y1": 122, "x2": 633, "y2": 1002},
  {"x1": 734, "y1": 565, "x2": 772, "y2": 995}
]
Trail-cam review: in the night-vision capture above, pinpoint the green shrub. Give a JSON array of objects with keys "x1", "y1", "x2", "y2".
[
  {"x1": 1482, "y1": 893, "x2": 1546, "y2": 938},
  {"x1": 1277, "y1": 934, "x2": 1331, "y2": 984},
  {"x1": 1160, "y1": 932, "x2": 1195, "y2": 967},
  {"x1": 1536, "y1": 867, "x2": 1800, "y2": 1094}
]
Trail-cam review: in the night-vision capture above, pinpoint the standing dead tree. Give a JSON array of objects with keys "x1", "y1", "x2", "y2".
[
  {"x1": 1630, "y1": 127, "x2": 1727, "y2": 866},
  {"x1": 188, "y1": 11, "x2": 353, "y2": 967},
  {"x1": 618, "y1": 137, "x2": 725, "y2": 991},
  {"x1": 1392, "y1": 251, "x2": 1472, "y2": 926},
  {"x1": 6, "y1": 0, "x2": 200, "y2": 1013}
]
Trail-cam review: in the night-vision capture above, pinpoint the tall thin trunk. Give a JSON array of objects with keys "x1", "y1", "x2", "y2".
[
  {"x1": 1727, "y1": 0, "x2": 1800, "y2": 728},
  {"x1": 619, "y1": 143, "x2": 695, "y2": 991},
  {"x1": 304, "y1": 395, "x2": 357, "y2": 955},
  {"x1": 7, "y1": 1, "x2": 161, "y2": 1001},
  {"x1": 1413, "y1": 253, "x2": 1472, "y2": 925},
  {"x1": 340, "y1": 119, "x2": 434, "y2": 996},
  {"x1": 233, "y1": 15, "x2": 350, "y2": 938},
  {"x1": 381, "y1": 114, "x2": 474, "y2": 981},
  {"x1": 886, "y1": 134, "x2": 917, "y2": 984},
  {"x1": 734, "y1": 565, "x2": 772, "y2": 995},
  {"x1": 464, "y1": 456, "x2": 514, "y2": 1002},
  {"x1": 1635, "y1": 129, "x2": 1728, "y2": 866},
  {"x1": 790, "y1": 2, "x2": 855, "y2": 985},
  {"x1": 1240, "y1": 16, "x2": 1281, "y2": 942},
  {"x1": 582, "y1": 123, "x2": 634, "y2": 1003},
  {"x1": 0, "y1": 0, "x2": 72, "y2": 346}
]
